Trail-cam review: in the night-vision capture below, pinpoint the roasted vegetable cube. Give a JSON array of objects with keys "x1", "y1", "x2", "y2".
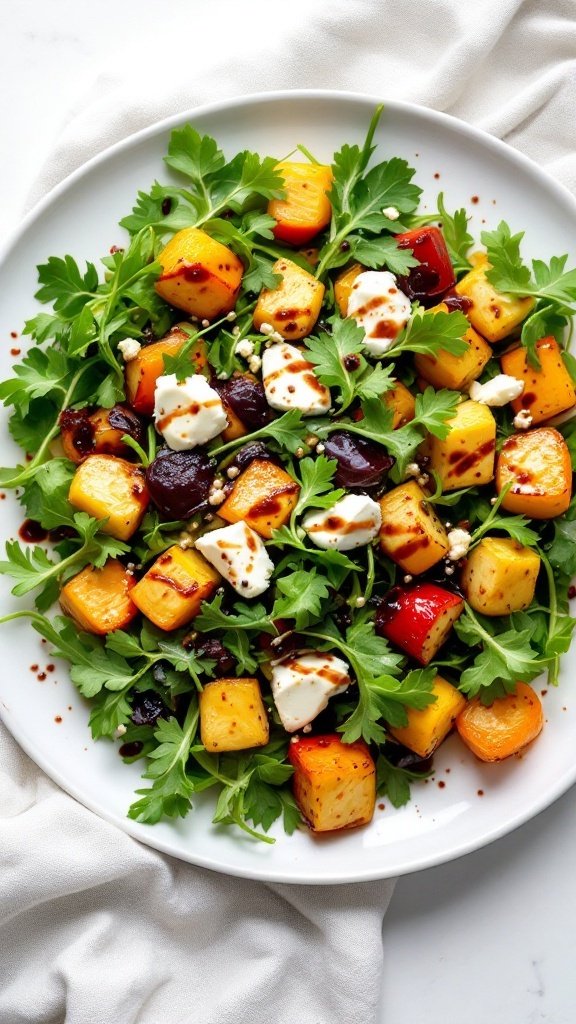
[
  {"x1": 414, "y1": 303, "x2": 492, "y2": 391},
  {"x1": 461, "y1": 537, "x2": 540, "y2": 616},
  {"x1": 253, "y1": 258, "x2": 324, "y2": 340},
  {"x1": 382, "y1": 380, "x2": 416, "y2": 428},
  {"x1": 378, "y1": 481, "x2": 449, "y2": 574},
  {"x1": 131, "y1": 545, "x2": 220, "y2": 630},
  {"x1": 334, "y1": 263, "x2": 364, "y2": 317},
  {"x1": 390, "y1": 675, "x2": 466, "y2": 758},
  {"x1": 125, "y1": 326, "x2": 207, "y2": 416},
  {"x1": 60, "y1": 559, "x2": 138, "y2": 635},
  {"x1": 496, "y1": 427, "x2": 572, "y2": 518},
  {"x1": 427, "y1": 399, "x2": 496, "y2": 491},
  {"x1": 60, "y1": 404, "x2": 145, "y2": 464},
  {"x1": 288, "y1": 734, "x2": 376, "y2": 832},
  {"x1": 457, "y1": 682, "x2": 543, "y2": 762},
  {"x1": 376, "y1": 583, "x2": 464, "y2": 665},
  {"x1": 454, "y1": 257, "x2": 535, "y2": 343},
  {"x1": 500, "y1": 336, "x2": 576, "y2": 424},
  {"x1": 268, "y1": 162, "x2": 333, "y2": 246},
  {"x1": 68, "y1": 454, "x2": 149, "y2": 540},
  {"x1": 155, "y1": 227, "x2": 244, "y2": 320},
  {"x1": 218, "y1": 458, "x2": 300, "y2": 538},
  {"x1": 199, "y1": 677, "x2": 269, "y2": 752}
]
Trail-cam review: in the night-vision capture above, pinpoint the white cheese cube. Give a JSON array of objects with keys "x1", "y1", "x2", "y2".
[
  {"x1": 469, "y1": 374, "x2": 524, "y2": 407},
  {"x1": 261, "y1": 342, "x2": 330, "y2": 415},
  {"x1": 303, "y1": 493, "x2": 382, "y2": 550},
  {"x1": 271, "y1": 651, "x2": 351, "y2": 732},
  {"x1": 154, "y1": 373, "x2": 227, "y2": 451},
  {"x1": 347, "y1": 270, "x2": 411, "y2": 356},
  {"x1": 194, "y1": 521, "x2": 273, "y2": 598}
]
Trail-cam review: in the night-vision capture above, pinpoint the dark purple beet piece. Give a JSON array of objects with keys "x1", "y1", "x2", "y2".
[
  {"x1": 146, "y1": 448, "x2": 215, "y2": 519},
  {"x1": 323, "y1": 431, "x2": 395, "y2": 489}
]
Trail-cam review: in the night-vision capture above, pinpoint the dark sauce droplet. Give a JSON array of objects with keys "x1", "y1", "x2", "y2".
[
  {"x1": 19, "y1": 520, "x2": 48, "y2": 543},
  {"x1": 119, "y1": 741, "x2": 144, "y2": 758}
]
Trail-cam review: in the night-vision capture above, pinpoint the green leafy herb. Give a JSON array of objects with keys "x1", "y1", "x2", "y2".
[
  {"x1": 455, "y1": 605, "x2": 544, "y2": 701},
  {"x1": 376, "y1": 753, "x2": 432, "y2": 808},
  {"x1": 437, "y1": 192, "x2": 473, "y2": 275},
  {"x1": 304, "y1": 317, "x2": 395, "y2": 412}
]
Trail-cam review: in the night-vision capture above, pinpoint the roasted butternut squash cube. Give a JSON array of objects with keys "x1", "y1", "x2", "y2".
[
  {"x1": 155, "y1": 227, "x2": 244, "y2": 320},
  {"x1": 60, "y1": 404, "x2": 145, "y2": 464},
  {"x1": 253, "y1": 258, "x2": 324, "y2": 340},
  {"x1": 218, "y1": 458, "x2": 300, "y2": 538},
  {"x1": 219, "y1": 403, "x2": 248, "y2": 443},
  {"x1": 68, "y1": 454, "x2": 149, "y2": 540},
  {"x1": 461, "y1": 537, "x2": 541, "y2": 616},
  {"x1": 60, "y1": 559, "x2": 138, "y2": 635},
  {"x1": 125, "y1": 326, "x2": 207, "y2": 416},
  {"x1": 378, "y1": 481, "x2": 449, "y2": 574},
  {"x1": 131, "y1": 545, "x2": 220, "y2": 631},
  {"x1": 334, "y1": 263, "x2": 364, "y2": 317},
  {"x1": 454, "y1": 259, "x2": 535, "y2": 343},
  {"x1": 427, "y1": 400, "x2": 496, "y2": 491},
  {"x1": 199, "y1": 677, "x2": 269, "y2": 752},
  {"x1": 457, "y1": 682, "x2": 543, "y2": 762},
  {"x1": 268, "y1": 162, "x2": 333, "y2": 246},
  {"x1": 414, "y1": 302, "x2": 492, "y2": 391},
  {"x1": 389, "y1": 675, "x2": 465, "y2": 758},
  {"x1": 288, "y1": 734, "x2": 376, "y2": 832},
  {"x1": 382, "y1": 380, "x2": 416, "y2": 428},
  {"x1": 496, "y1": 427, "x2": 572, "y2": 518},
  {"x1": 500, "y1": 336, "x2": 576, "y2": 425}
]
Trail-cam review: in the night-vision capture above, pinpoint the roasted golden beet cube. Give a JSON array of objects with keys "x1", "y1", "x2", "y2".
[
  {"x1": 496, "y1": 427, "x2": 572, "y2": 519},
  {"x1": 131, "y1": 545, "x2": 220, "y2": 631},
  {"x1": 389, "y1": 675, "x2": 466, "y2": 758},
  {"x1": 155, "y1": 227, "x2": 244, "y2": 320},
  {"x1": 414, "y1": 303, "x2": 492, "y2": 391},
  {"x1": 60, "y1": 559, "x2": 138, "y2": 635},
  {"x1": 427, "y1": 400, "x2": 496, "y2": 491},
  {"x1": 461, "y1": 537, "x2": 541, "y2": 616},
  {"x1": 378, "y1": 481, "x2": 449, "y2": 575},
  {"x1": 59, "y1": 404, "x2": 145, "y2": 464},
  {"x1": 456, "y1": 682, "x2": 543, "y2": 762},
  {"x1": 125, "y1": 326, "x2": 207, "y2": 416},
  {"x1": 454, "y1": 258, "x2": 534, "y2": 343},
  {"x1": 334, "y1": 263, "x2": 364, "y2": 317},
  {"x1": 382, "y1": 380, "x2": 416, "y2": 428},
  {"x1": 500, "y1": 336, "x2": 576, "y2": 425},
  {"x1": 218, "y1": 458, "x2": 300, "y2": 538},
  {"x1": 268, "y1": 162, "x2": 333, "y2": 246},
  {"x1": 68, "y1": 454, "x2": 149, "y2": 540},
  {"x1": 288, "y1": 735, "x2": 376, "y2": 832},
  {"x1": 253, "y1": 258, "x2": 324, "y2": 340},
  {"x1": 199, "y1": 677, "x2": 269, "y2": 753}
]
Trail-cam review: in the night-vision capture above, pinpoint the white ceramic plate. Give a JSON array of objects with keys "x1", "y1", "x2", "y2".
[{"x1": 1, "y1": 91, "x2": 575, "y2": 884}]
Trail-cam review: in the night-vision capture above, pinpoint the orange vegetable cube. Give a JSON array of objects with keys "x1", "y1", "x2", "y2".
[
  {"x1": 60, "y1": 559, "x2": 138, "y2": 635},
  {"x1": 456, "y1": 682, "x2": 543, "y2": 762},
  {"x1": 125, "y1": 326, "x2": 207, "y2": 416},
  {"x1": 60, "y1": 404, "x2": 145, "y2": 464},
  {"x1": 68, "y1": 454, "x2": 149, "y2": 540},
  {"x1": 218, "y1": 458, "x2": 300, "y2": 538},
  {"x1": 427, "y1": 400, "x2": 496, "y2": 491},
  {"x1": 268, "y1": 162, "x2": 333, "y2": 246},
  {"x1": 253, "y1": 258, "x2": 324, "y2": 340},
  {"x1": 382, "y1": 380, "x2": 416, "y2": 428},
  {"x1": 131, "y1": 545, "x2": 220, "y2": 631},
  {"x1": 199, "y1": 677, "x2": 269, "y2": 752},
  {"x1": 414, "y1": 302, "x2": 492, "y2": 391},
  {"x1": 496, "y1": 427, "x2": 572, "y2": 518},
  {"x1": 288, "y1": 735, "x2": 376, "y2": 832},
  {"x1": 454, "y1": 259, "x2": 535, "y2": 343},
  {"x1": 378, "y1": 481, "x2": 449, "y2": 575},
  {"x1": 155, "y1": 227, "x2": 244, "y2": 320},
  {"x1": 461, "y1": 537, "x2": 541, "y2": 616},
  {"x1": 500, "y1": 336, "x2": 576, "y2": 424},
  {"x1": 334, "y1": 263, "x2": 364, "y2": 317},
  {"x1": 390, "y1": 675, "x2": 466, "y2": 758}
]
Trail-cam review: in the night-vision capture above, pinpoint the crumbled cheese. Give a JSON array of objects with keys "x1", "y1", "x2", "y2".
[
  {"x1": 226, "y1": 466, "x2": 240, "y2": 479},
  {"x1": 405, "y1": 462, "x2": 421, "y2": 478},
  {"x1": 355, "y1": 596, "x2": 366, "y2": 608},
  {"x1": 382, "y1": 206, "x2": 400, "y2": 220},
  {"x1": 403, "y1": 574, "x2": 413, "y2": 584},
  {"x1": 270, "y1": 651, "x2": 351, "y2": 732},
  {"x1": 248, "y1": 354, "x2": 262, "y2": 374},
  {"x1": 201, "y1": 319, "x2": 210, "y2": 328},
  {"x1": 303, "y1": 494, "x2": 382, "y2": 551},
  {"x1": 513, "y1": 409, "x2": 533, "y2": 430},
  {"x1": 261, "y1": 342, "x2": 331, "y2": 415},
  {"x1": 469, "y1": 374, "x2": 524, "y2": 407},
  {"x1": 208, "y1": 488, "x2": 226, "y2": 506},
  {"x1": 235, "y1": 338, "x2": 254, "y2": 359},
  {"x1": 117, "y1": 338, "x2": 142, "y2": 362},
  {"x1": 195, "y1": 521, "x2": 274, "y2": 598},
  {"x1": 226, "y1": 311, "x2": 237, "y2": 322},
  {"x1": 347, "y1": 270, "x2": 411, "y2": 357},
  {"x1": 114, "y1": 724, "x2": 127, "y2": 738},
  {"x1": 259, "y1": 322, "x2": 284, "y2": 342},
  {"x1": 316, "y1": 443, "x2": 326, "y2": 454},
  {"x1": 446, "y1": 527, "x2": 472, "y2": 561},
  {"x1": 153, "y1": 373, "x2": 228, "y2": 451},
  {"x1": 231, "y1": 325, "x2": 241, "y2": 338}
]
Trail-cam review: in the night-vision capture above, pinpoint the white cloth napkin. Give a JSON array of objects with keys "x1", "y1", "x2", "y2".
[{"x1": 2, "y1": 1, "x2": 575, "y2": 1022}]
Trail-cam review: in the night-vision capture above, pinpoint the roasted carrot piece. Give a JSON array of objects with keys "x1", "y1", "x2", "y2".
[
  {"x1": 456, "y1": 682, "x2": 543, "y2": 762},
  {"x1": 500, "y1": 336, "x2": 576, "y2": 424}
]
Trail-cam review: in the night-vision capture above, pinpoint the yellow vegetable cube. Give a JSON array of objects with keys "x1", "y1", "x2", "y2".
[
  {"x1": 428, "y1": 400, "x2": 496, "y2": 491},
  {"x1": 382, "y1": 380, "x2": 416, "y2": 428},
  {"x1": 68, "y1": 454, "x2": 149, "y2": 540},
  {"x1": 414, "y1": 302, "x2": 492, "y2": 391},
  {"x1": 496, "y1": 427, "x2": 572, "y2": 519},
  {"x1": 60, "y1": 559, "x2": 138, "y2": 635},
  {"x1": 125, "y1": 326, "x2": 207, "y2": 416},
  {"x1": 131, "y1": 545, "x2": 220, "y2": 631},
  {"x1": 500, "y1": 336, "x2": 576, "y2": 425},
  {"x1": 218, "y1": 458, "x2": 300, "y2": 538},
  {"x1": 288, "y1": 735, "x2": 376, "y2": 832},
  {"x1": 199, "y1": 677, "x2": 269, "y2": 752},
  {"x1": 389, "y1": 675, "x2": 466, "y2": 758},
  {"x1": 155, "y1": 227, "x2": 244, "y2": 320},
  {"x1": 461, "y1": 537, "x2": 541, "y2": 616},
  {"x1": 455, "y1": 259, "x2": 535, "y2": 343},
  {"x1": 378, "y1": 481, "x2": 449, "y2": 574},
  {"x1": 334, "y1": 263, "x2": 364, "y2": 317},
  {"x1": 253, "y1": 258, "x2": 324, "y2": 340}
]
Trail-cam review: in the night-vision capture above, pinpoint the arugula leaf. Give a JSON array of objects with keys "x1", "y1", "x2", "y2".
[
  {"x1": 272, "y1": 569, "x2": 331, "y2": 629},
  {"x1": 210, "y1": 408, "x2": 310, "y2": 459},
  {"x1": 268, "y1": 526, "x2": 359, "y2": 588},
  {"x1": 437, "y1": 192, "x2": 473, "y2": 275},
  {"x1": 195, "y1": 594, "x2": 276, "y2": 635},
  {"x1": 128, "y1": 703, "x2": 201, "y2": 824}
]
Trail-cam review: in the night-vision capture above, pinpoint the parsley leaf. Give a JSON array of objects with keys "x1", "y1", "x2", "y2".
[
  {"x1": 455, "y1": 605, "x2": 544, "y2": 701},
  {"x1": 272, "y1": 569, "x2": 331, "y2": 629},
  {"x1": 437, "y1": 192, "x2": 473, "y2": 275},
  {"x1": 304, "y1": 317, "x2": 395, "y2": 412},
  {"x1": 128, "y1": 703, "x2": 201, "y2": 824},
  {"x1": 195, "y1": 594, "x2": 276, "y2": 635},
  {"x1": 376, "y1": 752, "x2": 432, "y2": 808},
  {"x1": 387, "y1": 308, "x2": 470, "y2": 359},
  {"x1": 210, "y1": 408, "x2": 310, "y2": 459}
]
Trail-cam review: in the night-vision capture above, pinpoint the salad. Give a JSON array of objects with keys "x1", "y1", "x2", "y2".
[{"x1": 1, "y1": 105, "x2": 576, "y2": 843}]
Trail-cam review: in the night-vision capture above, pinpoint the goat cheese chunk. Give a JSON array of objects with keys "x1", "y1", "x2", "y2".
[
  {"x1": 347, "y1": 270, "x2": 411, "y2": 356},
  {"x1": 117, "y1": 337, "x2": 141, "y2": 362},
  {"x1": 271, "y1": 651, "x2": 351, "y2": 732},
  {"x1": 195, "y1": 521, "x2": 273, "y2": 598},
  {"x1": 154, "y1": 373, "x2": 227, "y2": 451},
  {"x1": 261, "y1": 342, "x2": 331, "y2": 415},
  {"x1": 303, "y1": 493, "x2": 382, "y2": 551},
  {"x1": 469, "y1": 374, "x2": 524, "y2": 407},
  {"x1": 446, "y1": 527, "x2": 472, "y2": 561}
]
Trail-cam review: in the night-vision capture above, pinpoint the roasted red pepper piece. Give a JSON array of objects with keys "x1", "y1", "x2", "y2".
[
  {"x1": 395, "y1": 226, "x2": 456, "y2": 304},
  {"x1": 375, "y1": 582, "x2": 464, "y2": 664}
]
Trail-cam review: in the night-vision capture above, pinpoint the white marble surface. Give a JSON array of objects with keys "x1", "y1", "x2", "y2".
[{"x1": 1, "y1": 2, "x2": 576, "y2": 1021}]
